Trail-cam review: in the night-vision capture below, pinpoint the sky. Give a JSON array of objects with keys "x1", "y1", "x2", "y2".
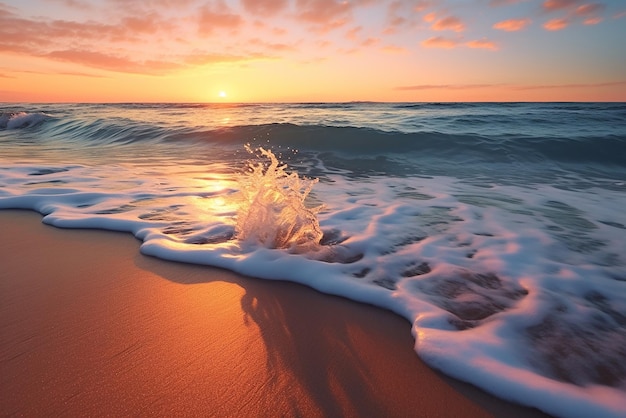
[{"x1": 1, "y1": 0, "x2": 625, "y2": 102}]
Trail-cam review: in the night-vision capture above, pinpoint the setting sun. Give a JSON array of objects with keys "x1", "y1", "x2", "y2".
[{"x1": 219, "y1": 91, "x2": 227, "y2": 99}]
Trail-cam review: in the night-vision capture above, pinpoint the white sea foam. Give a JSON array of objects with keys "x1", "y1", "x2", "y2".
[{"x1": 0, "y1": 111, "x2": 49, "y2": 129}]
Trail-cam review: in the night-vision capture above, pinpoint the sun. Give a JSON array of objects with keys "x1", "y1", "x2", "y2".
[{"x1": 219, "y1": 91, "x2": 227, "y2": 98}]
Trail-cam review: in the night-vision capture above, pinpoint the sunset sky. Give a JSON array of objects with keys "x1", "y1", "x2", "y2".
[{"x1": 1, "y1": 0, "x2": 625, "y2": 102}]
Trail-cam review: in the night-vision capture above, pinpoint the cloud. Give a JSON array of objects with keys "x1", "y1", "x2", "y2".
[
  {"x1": 383, "y1": 0, "x2": 426, "y2": 34},
  {"x1": 540, "y1": 1, "x2": 606, "y2": 30},
  {"x1": 44, "y1": 49, "x2": 181, "y2": 74},
  {"x1": 381, "y1": 45, "x2": 408, "y2": 54},
  {"x1": 493, "y1": 18, "x2": 532, "y2": 31},
  {"x1": 395, "y1": 83, "x2": 499, "y2": 91},
  {"x1": 57, "y1": 70, "x2": 107, "y2": 78},
  {"x1": 362, "y1": 37, "x2": 380, "y2": 47},
  {"x1": 184, "y1": 51, "x2": 272, "y2": 66},
  {"x1": 432, "y1": 16, "x2": 465, "y2": 32},
  {"x1": 395, "y1": 80, "x2": 626, "y2": 91},
  {"x1": 46, "y1": 0, "x2": 94, "y2": 10},
  {"x1": 346, "y1": 26, "x2": 362, "y2": 40},
  {"x1": 197, "y1": 2, "x2": 242, "y2": 36},
  {"x1": 575, "y1": 3, "x2": 605, "y2": 16},
  {"x1": 0, "y1": 5, "x2": 176, "y2": 49},
  {"x1": 1, "y1": 67, "x2": 104, "y2": 77},
  {"x1": 542, "y1": 0, "x2": 580, "y2": 12},
  {"x1": 420, "y1": 36, "x2": 497, "y2": 51},
  {"x1": 240, "y1": 0, "x2": 289, "y2": 16},
  {"x1": 421, "y1": 36, "x2": 460, "y2": 49},
  {"x1": 489, "y1": 0, "x2": 529, "y2": 5},
  {"x1": 106, "y1": 0, "x2": 198, "y2": 11},
  {"x1": 385, "y1": 1, "x2": 408, "y2": 29},
  {"x1": 575, "y1": 3, "x2": 605, "y2": 24},
  {"x1": 295, "y1": 0, "x2": 353, "y2": 30},
  {"x1": 0, "y1": 3, "x2": 274, "y2": 76},
  {"x1": 543, "y1": 17, "x2": 569, "y2": 30},
  {"x1": 413, "y1": 0, "x2": 433, "y2": 12},
  {"x1": 423, "y1": 12, "x2": 436, "y2": 23},
  {"x1": 467, "y1": 38, "x2": 499, "y2": 50},
  {"x1": 121, "y1": 13, "x2": 172, "y2": 35},
  {"x1": 42, "y1": 48, "x2": 265, "y2": 74},
  {"x1": 583, "y1": 16, "x2": 602, "y2": 24},
  {"x1": 514, "y1": 80, "x2": 626, "y2": 90}
]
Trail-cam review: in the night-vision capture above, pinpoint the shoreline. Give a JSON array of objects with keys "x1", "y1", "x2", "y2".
[{"x1": 0, "y1": 209, "x2": 549, "y2": 417}]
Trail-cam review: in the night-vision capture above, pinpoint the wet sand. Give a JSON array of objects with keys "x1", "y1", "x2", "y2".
[{"x1": 0, "y1": 210, "x2": 549, "y2": 417}]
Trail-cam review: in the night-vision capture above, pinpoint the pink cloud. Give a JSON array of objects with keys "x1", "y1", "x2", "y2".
[
  {"x1": 295, "y1": 0, "x2": 353, "y2": 27},
  {"x1": 466, "y1": 38, "x2": 499, "y2": 50},
  {"x1": 383, "y1": 0, "x2": 422, "y2": 34},
  {"x1": 414, "y1": 1, "x2": 433, "y2": 12},
  {"x1": 613, "y1": 11, "x2": 626, "y2": 19},
  {"x1": 197, "y1": 2, "x2": 242, "y2": 36},
  {"x1": 0, "y1": 8, "x2": 118, "y2": 52},
  {"x1": 246, "y1": 38, "x2": 295, "y2": 52},
  {"x1": 423, "y1": 12, "x2": 436, "y2": 23},
  {"x1": 489, "y1": 0, "x2": 529, "y2": 5},
  {"x1": 432, "y1": 16, "x2": 465, "y2": 32},
  {"x1": 346, "y1": 26, "x2": 362, "y2": 40},
  {"x1": 540, "y1": 2, "x2": 606, "y2": 29},
  {"x1": 420, "y1": 35, "x2": 498, "y2": 51},
  {"x1": 42, "y1": 48, "x2": 267, "y2": 74},
  {"x1": 395, "y1": 83, "x2": 498, "y2": 91},
  {"x1": 543, "y1": 17, "x2": 569, "y2": 30},
  {"x1": 514, "y1": 81, "x2": 626, "y2": 90},
  {"x1": 185, "y1": 51, "x2": 271, "y2": 66},
  {"x1": 121, "y1": 14, "x2": 171, "y2": 35},
  {"x1": 493, "y1": 18, "x2": 532, "y2": 31},
  {"x1": 543, "y1": 0, "x2": 580, "y2": 12},
  {"x1": 45, "y1": 49, "x2": 182, "y2": 74},
  {"x1": 575, "y1": 3, "x2": 605, "y2": 16},
  {"x1": 47, "y1": 0, "x2": 94, "y2": 10},
  {"x1": 583, "y1": 16, "x2": 602, "y2": 24},
  {"x1": 240, "y1": 0, "x2": 288, "y2": 16},
  {"x1": 421, "y1": 36, "x2": 461, "y2": 49},
  {"x1": 395, "y1": 81, "x2": 626, "y2": 91},
  {"x1": 362, "y1": 37, "x2": 380, "y2": 47},
  {"x1": 0, "y1": 4, "x2": 273, "y2": 76},
  {"x1": 381, "y1": 45, "x2": 408, "y2": 54}
]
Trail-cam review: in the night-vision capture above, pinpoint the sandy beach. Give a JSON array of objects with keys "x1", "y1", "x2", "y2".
[{"x1": 0, "y1": 210, "x2": 549, "y2": 417}]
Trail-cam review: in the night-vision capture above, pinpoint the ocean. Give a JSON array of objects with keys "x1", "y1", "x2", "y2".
[{"x1": 1, "y1": 102, "x2": 625, "y2": 417}]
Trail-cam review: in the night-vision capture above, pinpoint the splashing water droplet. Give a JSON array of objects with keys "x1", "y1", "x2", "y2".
[{"x1": 235, "y1": 146, "x2": 323, "y2": 251}]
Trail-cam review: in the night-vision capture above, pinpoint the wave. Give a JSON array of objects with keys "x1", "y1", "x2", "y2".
[
  {"x1": 4, "y1": 114, "x2": 626, "y2": 165},
  {"x1": 181, "y1": 123, "x2": 626, "y2": 165},
  {"x1": 0, "y1": 111, "x2": 50, "y2": 129}
]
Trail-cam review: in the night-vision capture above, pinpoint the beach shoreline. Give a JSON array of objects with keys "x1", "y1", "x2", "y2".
[{"x1": 0, "y1": 209, "x2": 549, "y2": 417}]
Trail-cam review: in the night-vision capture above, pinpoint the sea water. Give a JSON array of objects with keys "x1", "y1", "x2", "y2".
[{"x1": 1, "y1": 102, "x2": 625, "y2": 417}]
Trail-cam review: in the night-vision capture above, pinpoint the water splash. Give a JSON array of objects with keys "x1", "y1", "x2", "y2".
[{"x1": 235, "y1": 146, "x2": 323, "y2": 251}]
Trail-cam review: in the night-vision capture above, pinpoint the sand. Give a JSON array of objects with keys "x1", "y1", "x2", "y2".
[{"x1": 0, "y1": 210, "x2": 550, "y2": 417}]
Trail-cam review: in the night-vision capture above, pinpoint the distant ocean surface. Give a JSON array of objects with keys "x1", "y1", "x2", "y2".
[{"x1": 1, "y1": 102, "x2": 625, "y2": 417}]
